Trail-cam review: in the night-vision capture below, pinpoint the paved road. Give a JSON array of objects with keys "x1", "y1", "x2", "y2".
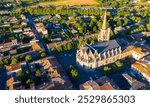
[{"x1": 0, "y1": 68, "x2": 7, "y2": 90}]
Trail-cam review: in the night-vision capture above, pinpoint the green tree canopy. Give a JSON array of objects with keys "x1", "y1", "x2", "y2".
[
  {"x1": 25, "y1": 55, "x2": 32, "y2": 62},
  {"x1": 69, "y1": 65, "x2": 79, "y2": 80},
  {"x1": 26, "y1": 79, "x2": 34, "y2": 86},
  {"x1": 35, "y1": 70, "x2": 42, "y2": 77},
  {"x1": 16, "y1": 70, "x2": 25, "y2": 77}
]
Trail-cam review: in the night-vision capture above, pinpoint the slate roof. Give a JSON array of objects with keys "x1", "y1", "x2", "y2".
[
  {"x1": 82, "y1": 40, "x2": 120, "y2": 54},
  {"x1": 92, "y1": 40, "x2": 120, "y2": 53}
]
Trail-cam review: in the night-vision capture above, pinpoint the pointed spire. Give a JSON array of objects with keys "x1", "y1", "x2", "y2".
[{"x1": 102, "y1": 10, "x2": 107, "y2": 30}]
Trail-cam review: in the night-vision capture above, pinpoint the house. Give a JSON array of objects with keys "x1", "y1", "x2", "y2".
[
  {"x1": 21, "y1": 21, "x2": 28, "y2": 26},
  {"x1": 7, "y1": 77, "x2": 23, "y2": 90},
  {"x1": 132, "y1": 54, "x2": 150, "y2": 83},
  {"x1": 114, "y1": 26, "x2": 125, "y2": 32},
  {"x1": 142, "y1": 32, "x2": 150, "y2": 37},
  {"x1": 56, "y1": 14, "x2": 61, "y2": 19},
  {"x1": 99, "y1": 82, "x2": 115, "y2": 90},
  {"x1": 21, "y1": 14, "x2": 26, "y2": 20},
  {"x1": 40, "y1": 58, "x2": 73, "y2": 90},
  {"x1": 0, "y1": 39, "x2": 18, "y2": 50},
  {"x1": 121, "y1": 46, "x2": 135, "y2": 59},
  {"x1": 35, "y1": 23, "x2": 48, "y2": 35},
  {"x1": 13, "y1": 28, "x2": 22, "y2": 33},
  {"x1": 2, "y1": 21, "x2": 10, "y2": 27},
  {"x1": 132, "y1": 47, "x2": 147, "y2": 60},
  {"x1": 133, "y1": 0, "x2": 141, "y2": 3},
  {"x1": 95, "y1": 76, "x2": 120, "y2": 90},
  {"x1": 51, "y1": 37, "x2": 62, "y2": 43},
  {"x1": 122, "y1": 73, "x2": 145, "y2": 90},
  {"x1": 31, "y1": 41, "x2": 45, "y2": 51},
  {"x1": 23, "y1": 27, "x2": 34, "y2": 37},
  {"x1": 8, "y1": 17, "x2": 18, "y2": 24},
  {"x1": 5, "y1": 64, "x2": 21, "y2": 74},
  {"x1": 71, "y1": 29, "x2": 78, "y2": 34},
  {"x1": 80, "y1": 80, "x2": 100, "y2": 90},
  {"x1": 35, "y1": 81, "x2": 55, "y2": 90},
  {"x1": 9, "y1": 49, "x2": 17, "y2": 55}
]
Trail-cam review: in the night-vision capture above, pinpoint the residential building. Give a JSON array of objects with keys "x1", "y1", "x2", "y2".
[
  {"x1": 80, "y1": 80, "x2": 100, "y2": 90},
  {"x1": 7, "y1": 77, "x2": 23, "y2": 90},
  {"x1": 40, "y1": 58, "x2": 73, "y2": 90},
  {"x1": 123, "y1": 73, "x2": 145, "y2": 90},
  {"x1": 35, "y1": 23, "x2": 48, "y2": 35},
  {"x1": 99, "y1": 82, "x2": 114, "y2": 90},
  {"x1": 95, "y1": 76, "x2": 120, "y2": 90},
  {"x1": 5, "y1": 64, "x2": 21, "y2": 74},
  {"x1": 131, "y1": 54, "x2": 150, "y2": 82},
  {"x1": 132, "y1": 47, "x2": 147, "y2": 60}
]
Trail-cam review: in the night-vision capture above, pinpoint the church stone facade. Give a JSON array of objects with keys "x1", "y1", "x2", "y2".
[{"x1": 76, "y1": 11, "x2": 122, "y2": 70}]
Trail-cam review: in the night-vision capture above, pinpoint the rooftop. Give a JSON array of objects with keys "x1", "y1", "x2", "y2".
[
  {"x1": 80, "y1": 80, "x2": 100, "y2": 90},
  {"x1": 99, "y1": 82, "x2": 114, "y2": 90},
  {"x1": 5, "y1": 64, "x2": 21, "y2": 72},
  {"x1": 82, "y1": 40, "x2": 120, "y2": 54},
  {"x1": 133, "y1": 47, "x2": 146, "y2": 55},
  {"x1": 123, "y1": 73, "x2": 145, "y2": 90},
  {"x1": 132, "y1": 61, "x2": 150, "y2": 77}
]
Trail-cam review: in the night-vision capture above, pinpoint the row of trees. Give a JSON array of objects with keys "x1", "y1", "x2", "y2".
[
  {"x1": 130, "y1": 25, "x2": 146, "y2": 34},
  {"x1": 0, "y1": 54, "x2": 32, "y2": 66},
  {"x1": 0, "y1": 50, "x2": 46, "y2": 66},
  {"x1": 51, "y1": 36, "x2": 97, "y2": 53},
  {"x1": 26, "y1": 7, "x2": 104, "y2": 16}
]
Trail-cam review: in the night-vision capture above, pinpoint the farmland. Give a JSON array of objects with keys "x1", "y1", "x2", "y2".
[{"x1": 39, "y1": 0, "x2": 99, "y2": 6}]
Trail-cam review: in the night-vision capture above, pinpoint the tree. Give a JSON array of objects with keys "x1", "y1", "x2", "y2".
[
  {"x1": 41, "y1": 52, "x2": 46, "y2": 57},
  {"x1": 69, "y1": 65, "x2": 79, "y2": 80},
  {"x1": 26, "y1": 70, "x2": 30, "y2": 75},
  {"x1": 3, "y1": 58, "x2": 10, "y2": 65},
  {"x1": 35, "y1": 70, "x2": 41, "y2": 77},
  {"x1": 66, "y1": 43, "x2": 73, "y2": 50},
  {"x1": 116, "y1": 19, "x2": 122, "y2": 27},
  {"x1": 19, "y1": 34, "x2": 24, "y2": 42},
  {"x1": 26, "y1": 79, "x2": 34, "y2": 86},
  {"x1": 103, "y1": 66, "x2": 112, "y2": 74},
  {"x1": 115, "y1": 61, "x2": 123, "y2": 68},
  {"x1": 93, "y1": 26, "x2": 98, "y2": 33},
  {"x1": 146, "y1": 21, "x2": 150, "y2": 31},
  {"x1": 11, "y1": 56, "x2": 19, "y2": 65},
  {"x1": 0, "y1": 60, "x2": 3, "y2": 67},
  {"x1": 56, "y1": 45, "x2": 63, "y2": 52},
  {"x1": 16, "y1": 70, "x2": 25, "y2": 77},
  {"x1": 25, "y1": 55, "x2": 32, "y2": 62}
]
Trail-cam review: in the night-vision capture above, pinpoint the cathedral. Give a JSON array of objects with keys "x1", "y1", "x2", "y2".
[{"x1": 76, "y1": 11, "x2": 122, "y2": 70}]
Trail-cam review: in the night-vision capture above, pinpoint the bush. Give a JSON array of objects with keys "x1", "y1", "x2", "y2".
[{"x1": 115, "y1": 61, "x2": 123, "y2": 68}]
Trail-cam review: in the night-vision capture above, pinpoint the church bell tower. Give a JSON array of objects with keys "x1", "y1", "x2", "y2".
[{"x1": 98, "y1": 11, "x2": 111, "y2": 42}]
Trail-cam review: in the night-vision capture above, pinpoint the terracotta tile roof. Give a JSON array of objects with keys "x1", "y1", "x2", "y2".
[
  {"x1": 122, "y1": 46, "x2": 135, "y2": 53},
  {"x1": 31, "y1": 42, "x2": 44, "y2": 51},
  {"x1": 48, "y1": 43, "x2": 56, "y2": 49},
  {"x1": 5, "y1": 64, "x2": 21, "y2": 72},
  {"x1": 99, "y1": 82, "x2": 114, "y2": 90},
  {"x1": 80, "y1": 80, "x2": 100, "y2": 90},
  {"x1": 7, "y1": 77, "x2": 14, "y2": 86},
  {"x1": 133, "y1": 47, "x2": 145, "y2": 55},
  {"x1": 132, "y1": 62, "x2": 150, "y2": 77}
]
